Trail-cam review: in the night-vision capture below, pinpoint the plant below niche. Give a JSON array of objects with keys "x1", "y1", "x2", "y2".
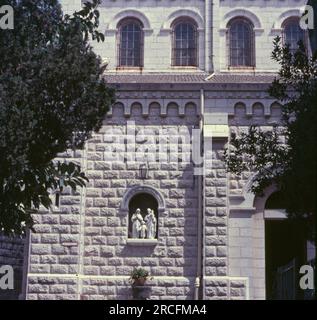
[{"x1": 129, "y1": 268, "x2": 152, "y2": 286}]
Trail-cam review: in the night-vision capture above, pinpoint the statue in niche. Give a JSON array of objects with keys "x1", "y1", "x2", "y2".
[
  {"x1": 131, "y1": 208, "x2": 143, "y2": 238},
  {"x1": 144, "y1": 208, "x2": 157, "y2": 239},
  {"x1": 139, "y1": 221, "x2": 147, "y2": 239}
]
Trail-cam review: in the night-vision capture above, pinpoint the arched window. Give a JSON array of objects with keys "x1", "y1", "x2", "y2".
[
  {"x1": 129, "y1": 193, "x2": 158, "y2": 239},
  {"x1": 228, "y1": 18, "x2": 255, "y2": 67},
  {"x1": 172, "y1": 18, "x2": 198, "y2": 67},
  {"x1": 117, "y1": 18, "x2": 144, "y2": 67},
  {"x1": 282, "y1": 17, "x2": 306, "y2": 54}
]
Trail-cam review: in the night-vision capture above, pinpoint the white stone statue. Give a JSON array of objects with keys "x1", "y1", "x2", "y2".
[
  {"x1": 139, "y1": 221, "x2": 147, "y2": 239},
  {"x1": 144, "y1": 208, "x2": 157, "y2": 239},
  {"x1": 131, "y1": 208, "x2": 143, "y2": 238}
]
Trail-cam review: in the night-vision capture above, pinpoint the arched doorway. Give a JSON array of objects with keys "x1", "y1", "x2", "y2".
[{"x1": 265, "y1": 192, "x2": 308, "y2": 300}]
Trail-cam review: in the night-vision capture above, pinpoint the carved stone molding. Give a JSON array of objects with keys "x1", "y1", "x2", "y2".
[
  {"x1": 108, "y1": 99, "x2": 199, "y2": 118},
  {"x1": 121, "y1": 185, "x2": 166, "y2": 214},
  {"x1": 222, "y1": 8, "x2": 263, "y2": 29}
]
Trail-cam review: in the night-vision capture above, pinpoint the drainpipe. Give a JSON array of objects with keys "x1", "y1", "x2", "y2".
[
  {"x1": 194, "y1": 89, "x2": 205, "y2": 300},
  {"x1": 77, "y1": 143, "x2": 88, "y2": 299},
  {"x1": 205, "y1": 0, "x2": 213, "y2": 73},
  {"x1": 20, "y1": 229, "x2": 31, "y2": 300}
]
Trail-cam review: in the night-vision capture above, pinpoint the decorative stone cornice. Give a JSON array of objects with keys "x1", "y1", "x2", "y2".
[{"x1": 107, "y1": 94, "x2": 282, "y2": 120}]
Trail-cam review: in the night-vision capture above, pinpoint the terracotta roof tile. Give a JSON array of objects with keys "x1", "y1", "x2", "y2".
[
  {"x1": 206, "y1": 73, "x2": 277, "y2": 84},
  {"x1": 104, "y1": 72, "x2": 277, "y2": 85},
  {"x1": 104, "y1": 73, "x2": 208, "y2": 84}
]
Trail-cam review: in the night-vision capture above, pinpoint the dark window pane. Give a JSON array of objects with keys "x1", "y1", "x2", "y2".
[
  {"x1": 229, "y1": 19, "x2": 253, "y2": 67},
  {"x1": 119, "y1": 20, "x2": 143, "y2": 67},
  {"x1": 173, "y1": 22, "x2": 197, "y2": 66},
  {"x1": 284, "y1": 19, "x2": 305, "y2": 54}
]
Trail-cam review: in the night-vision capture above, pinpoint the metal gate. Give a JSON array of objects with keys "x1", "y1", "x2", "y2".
[{"x1": 274, "y1": 259, "x2": 297, "y2": 300}]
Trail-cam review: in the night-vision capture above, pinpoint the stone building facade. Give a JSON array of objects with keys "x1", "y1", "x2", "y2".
[{"x1": 1, "y1": 0, "x2": 312, "y2": 300}]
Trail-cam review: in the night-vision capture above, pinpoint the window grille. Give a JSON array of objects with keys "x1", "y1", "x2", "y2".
[
  {"x1": 283, "y1": 17, "x2": 306, "y2": 55},
  {"x1": 172, "y1": 19, "x2": 198, "y2": 67},
  {"x1": 117, "y1": 18, "x2": 144, "y2": 68},
  {"x1": 228, "y1": 18, "x2": 255, "y2": 68}
]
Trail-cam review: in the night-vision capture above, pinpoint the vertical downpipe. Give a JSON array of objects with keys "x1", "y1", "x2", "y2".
[
  {"x1": 20, "y1": 229, "x2": 31, "y2": 300},
  {"x1": 194, "y1": 89, "x2": 205, "y2": 300},
  {"x1": 77, "y1": 144, "x2": 88, "y2": 299},
  {"x1": 205, "y1": 0, "x2": 213, "y2": 73}
]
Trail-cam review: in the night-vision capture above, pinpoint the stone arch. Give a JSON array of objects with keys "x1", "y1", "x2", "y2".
[
  {"x1": 148, "y1": 101, "x2": 161, "y2": 117},
  {"x1": 108, "y1": 9, "x2": 152, "y2": 30},
  {"x1": 273, "y1": 9, "x2": 302, "y2": 29},
  {"x1": 130, "y1": 101, "x2": 143, "y2": 116},
  {"x1": 222, "y1": 9, "x2": 262, "y2": 29},
  {"x1": 237, "y1": 172, "x2": 279, "y2": 211},
  {"x1": 166, "y1": 101, "x2": 180, "y2": 116},
  {"x1": 113, "y1": 101, "x2": 124, "y2": 110},
  {"x1": 148, "y1": 101, "x2": 161, "y2": 108},
  {"x1": 252, "y1": 102, "x2": 265, "y2": 116},
  {"x1": 184, "y1": 101, "x2": 198, "y2": 116},
  {"x1": 111, "y1": 102, "x2": 125, "y2": 117},
  {"x1": 162, "y1": 9, "x2": 205, "y2": 30},
  {"x1": 234, "y1": 102, "x2": 247, "y2": 116},
  {"x1": 270, "y1": 101, "x2": 283, "y2": 118},
  {"x1": 121, "y1": 185, "x2": 166, "y2": 214}
]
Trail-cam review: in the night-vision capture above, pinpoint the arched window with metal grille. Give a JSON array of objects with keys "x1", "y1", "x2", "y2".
[
  {"x1": 117, "y1": 18, "x2": 144, "y2": 68},
  {"x1": 228, "y1": 17, "x2": 255, "y2": 68},
  {"x1": 282, "y1": 17, "x2": 306, "y2": 54},
  {"x1": 172, "y1": 18, "x2": 198, "y2": 67}
]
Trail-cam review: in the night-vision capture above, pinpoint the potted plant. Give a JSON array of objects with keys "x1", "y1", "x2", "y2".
[{"x1": 129, "y1": 268, "x2": 152, "y2": 286}]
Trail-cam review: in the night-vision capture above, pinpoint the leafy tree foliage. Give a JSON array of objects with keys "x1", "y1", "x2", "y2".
[{"x1": 0, "y1": 0, "x2": 115, "y2": 235}]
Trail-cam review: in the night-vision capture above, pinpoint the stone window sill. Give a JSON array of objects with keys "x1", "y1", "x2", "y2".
[
  {"x1": 126, "y1": 239, "x2": 158, "y2": 246},
  {"x1": 171, "y1": 66, "x2": 198, "y2": 70},
  {"x1": 115, "y1": 67, "x2": 143, "y2": 72},
  {"x1": 227, "y1": 66, "x2": 256, "y2": 72}
]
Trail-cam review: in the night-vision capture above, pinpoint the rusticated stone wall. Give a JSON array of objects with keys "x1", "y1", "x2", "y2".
[
  {"x1": 25, "y1": 103, "x2": 203, "y2": 300},
  {"x1": 24, "y1": 97, "x2": 260, "y2": 300}
]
